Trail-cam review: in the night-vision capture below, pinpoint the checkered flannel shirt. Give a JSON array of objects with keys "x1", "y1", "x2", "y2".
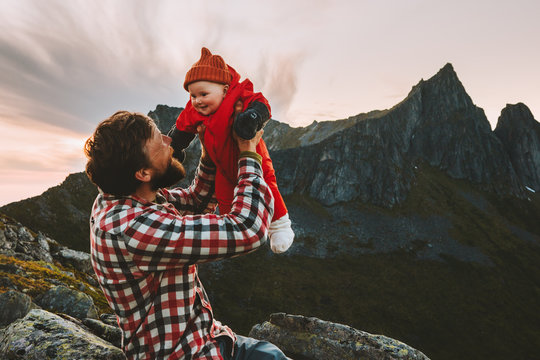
[{"x1": 90, "y1": 157, "x2": 274, "y2": 359}]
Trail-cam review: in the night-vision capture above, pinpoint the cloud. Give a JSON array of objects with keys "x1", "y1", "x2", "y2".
[
  {"x1": 0, "y1": 0, "x2": 190, "y2": 133},
  {"x1": 254, "y1": 53, "x2": 305, "y2": 123},
  {"x1": 0, "y1": 118, "x2": 87, "y2": 173},
  {"x1": 0, "y1": 117, "x2": 87, "y2": 205}
]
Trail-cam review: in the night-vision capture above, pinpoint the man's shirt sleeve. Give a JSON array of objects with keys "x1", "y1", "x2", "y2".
[
  {"x1": 122, "y1": 157, "x2": 274, "y2": 272},
  {"x1": 161, "y1": 160, "x2": 217, "y2": 215}
]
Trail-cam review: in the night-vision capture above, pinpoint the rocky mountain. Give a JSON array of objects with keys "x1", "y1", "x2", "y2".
[
  {"x1": 267, "y1": 63, "x2": 526, "y2": 207},
  {"x1": 1, "y1": 63, "x2": 540, "y2": 359},
  {"x1": 0, "y1": 173, "x2": 98, "y2": 252}
]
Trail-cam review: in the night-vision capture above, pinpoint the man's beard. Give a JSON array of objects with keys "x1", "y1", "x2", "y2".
[{"x1": 150, "y1": 157, "x2": 186, "y2": 191}]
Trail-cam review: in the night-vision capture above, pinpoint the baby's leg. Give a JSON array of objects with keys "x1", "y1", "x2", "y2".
[
  {"x1": 268, "y1": 213, "x2": 294, "y2": 253},
  {"x1": 256, "y1": 140, "x2": 294, "y2": 253}
]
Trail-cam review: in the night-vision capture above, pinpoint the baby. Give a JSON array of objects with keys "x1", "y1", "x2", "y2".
[{"x1": 168, "y1": 47, "x2": 294, "y2": 253}]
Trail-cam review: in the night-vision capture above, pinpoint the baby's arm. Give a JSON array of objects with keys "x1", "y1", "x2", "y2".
[{"x1": 233, "y1": 101, "x2": 271, "y2": 140}]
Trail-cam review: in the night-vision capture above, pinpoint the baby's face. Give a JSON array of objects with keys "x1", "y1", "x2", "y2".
[{"x1": 188, "y1": 81, "x2": 228, "y2": 116}]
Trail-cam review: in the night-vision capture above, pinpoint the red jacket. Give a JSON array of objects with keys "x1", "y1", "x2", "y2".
[{"x1": 176, "y1": 66, "x2": 287, "y2": 220}]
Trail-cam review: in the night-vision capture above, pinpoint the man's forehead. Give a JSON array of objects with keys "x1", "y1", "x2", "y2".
[
  {"x1": 150, "y1": 122, "x2": 161, "y2": 137},
  {"x1": 143, "y1": 123, "x2": 160, "y2": 149}
]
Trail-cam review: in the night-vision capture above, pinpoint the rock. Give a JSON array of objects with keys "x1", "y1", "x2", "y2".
[
  {"x1": 0, "y1": 309, "x2": 125, "y2": 359},
  {"x1": 56, "y1": 248, "x2": 93, "y2": 274},
  {"x1": 39, "y1": 285, "x2": 99, "y2": 320},
  {"x1": 0, "y1": 290, "x2": 40, "y2": 327},
  {"x1": 0, "y1": 276, "x2": 20, "y2": 291},
  {"x1": 100, "y1": 313, "x2": 120, "y2": 327},
  {"x1": 0, "y1": 217, "x2": 54, "y2": 263},
  {"x1": 249, "y1": 313, "x2": 430, "y2": 360},
  {"x1": 83, "y1": 318, "x2": 123, "y2": 348},
  {"x1": 36, "y1": 233, "x2": 54, "y2": 263},
  {"x1": 17, "y1": 227, "x2": 34, "y2": 242}
]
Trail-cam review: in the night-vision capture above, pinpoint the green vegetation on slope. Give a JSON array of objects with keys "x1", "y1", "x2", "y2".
[{"x1": 0, "y1": 254, "x2": 112, "y2": 314}]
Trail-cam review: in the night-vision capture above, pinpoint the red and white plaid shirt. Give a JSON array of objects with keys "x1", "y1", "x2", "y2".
[{"x1": 90, "y1": 158, "x2": 274, "y2": 359}]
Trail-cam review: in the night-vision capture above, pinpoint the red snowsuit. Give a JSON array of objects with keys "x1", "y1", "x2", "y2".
[{"x1": 175, "y1": 66, "x2": 287, "y2": 221}]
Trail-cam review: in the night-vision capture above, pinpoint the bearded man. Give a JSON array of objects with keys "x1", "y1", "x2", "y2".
[{"x1": 84, "y1": 111, "x2": 287, "y2": 360}]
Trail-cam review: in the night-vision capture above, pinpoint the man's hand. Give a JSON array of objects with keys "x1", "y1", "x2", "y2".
[
  {"x1": 196, "y1": 124, "x2": 213, "y2": 166},
  {"x1": 234, "y1": 128, "x2": 263, "y2": 153}
]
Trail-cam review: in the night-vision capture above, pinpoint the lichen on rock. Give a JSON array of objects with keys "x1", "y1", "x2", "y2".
[
  {"x1": 0, "y1": 309, "x2": 126, "y2": 359},
  {"x1": 39, "y1": 285, "x2": 99, "y2": 320}
]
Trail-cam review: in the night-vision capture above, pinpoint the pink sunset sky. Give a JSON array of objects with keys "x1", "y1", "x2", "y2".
[{"x1": 1, "y1": 0, "x2": 539, "y2": 206}]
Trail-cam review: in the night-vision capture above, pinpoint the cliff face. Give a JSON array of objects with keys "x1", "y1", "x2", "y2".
[
  {"x1": 148, "y1": 104, "x2": 182, "y2": 134},
  {"x1": 269, "y1": 63, "x2": 524, "y2": 207},
  {"x1": 494, "y1": 103, "x2": 540, "y2": 191}
]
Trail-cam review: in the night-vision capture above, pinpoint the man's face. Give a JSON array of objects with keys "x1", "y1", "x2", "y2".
[
  {"x1": 145, "y1": 125, "x2": 186, "y2": 190},
  {"x1": 188, "y1": 81, "x2": 228, "y2": 116}
]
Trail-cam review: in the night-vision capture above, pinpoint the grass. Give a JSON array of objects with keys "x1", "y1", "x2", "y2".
[{"x1": 0, "y1": 255, "x2": 112, "y2": 314}]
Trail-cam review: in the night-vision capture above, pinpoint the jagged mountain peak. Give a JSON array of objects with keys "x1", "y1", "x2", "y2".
[
  {"x1": 496, "y1": 102, "x2": 537, "y2": 130},
  {"x1": 148, "y1": 104, "x2": 183, "y2": 134},
  {"x1": 494, "y1": 102, "x2": 540, "y2": 191},
  {"x1": 428, "y1": 62, "x2": 459, "y2": 84},
  {"x1": 404, "y1": 62, "x2": 474, "y2": 114}
]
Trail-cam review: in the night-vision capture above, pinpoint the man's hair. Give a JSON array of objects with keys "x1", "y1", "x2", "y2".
[{"x1": 84, "y1": 111, "x2": 154, "y2": 196}]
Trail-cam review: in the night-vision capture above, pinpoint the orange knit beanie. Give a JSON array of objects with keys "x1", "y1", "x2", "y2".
[{"x1": 184, "y1": 47, "x2": 232, "y2": 90}]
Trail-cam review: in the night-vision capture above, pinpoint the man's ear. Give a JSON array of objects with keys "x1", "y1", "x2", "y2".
[
  {"x1": 135, "y1": 168, "x2": 152, "y2": 182},
  {"x1": 223, "y1": 85, "x2": 229, "y2": 95}
]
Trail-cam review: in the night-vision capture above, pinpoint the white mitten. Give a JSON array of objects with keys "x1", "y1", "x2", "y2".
[{"x1": 269, "y1": 213, "x2": 294, "y2": 254}]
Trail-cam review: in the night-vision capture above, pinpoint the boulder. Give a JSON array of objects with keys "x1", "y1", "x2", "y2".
[
  {"x1": 0, "y1": 290, "x2": 40, "y2": 327},
  {"x1": 56, "y1": 248, "x2": 93, "y2": 274},
  {"x1": 0, "y1": 309, "x2": 125, "y2": 359},
  {"x1": 249, "y1": 313, "x2": 430, "y2": 360},
  {"x1": 38, "y1": 285, "x2": 98, "y2": 320}
]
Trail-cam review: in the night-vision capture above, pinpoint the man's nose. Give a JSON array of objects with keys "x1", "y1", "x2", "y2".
[{"x1": 163, "y1": 135, "x2": 172, "y2": 145}]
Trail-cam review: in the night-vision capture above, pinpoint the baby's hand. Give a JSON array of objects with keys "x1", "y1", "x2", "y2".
[
  {"x1": 234, "y1": 100, "x2": 243, "y2": 116},
  {"x1": 233, "y1": 101, "x2": 270, "y2": 140}
]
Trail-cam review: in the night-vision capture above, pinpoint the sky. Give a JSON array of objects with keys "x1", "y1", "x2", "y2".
[{"x1": 1, "y1": 0, "x2": 539, "y2": 206}]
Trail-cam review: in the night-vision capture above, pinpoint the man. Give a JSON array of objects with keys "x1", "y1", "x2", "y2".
[{"x1": 84, "y1": 110, "x2": 288, "y2": 359}]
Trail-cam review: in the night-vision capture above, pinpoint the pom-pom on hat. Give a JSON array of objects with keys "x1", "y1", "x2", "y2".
[{"x1": 184, "y1": 47, "x2": 232, "y2": 90}]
